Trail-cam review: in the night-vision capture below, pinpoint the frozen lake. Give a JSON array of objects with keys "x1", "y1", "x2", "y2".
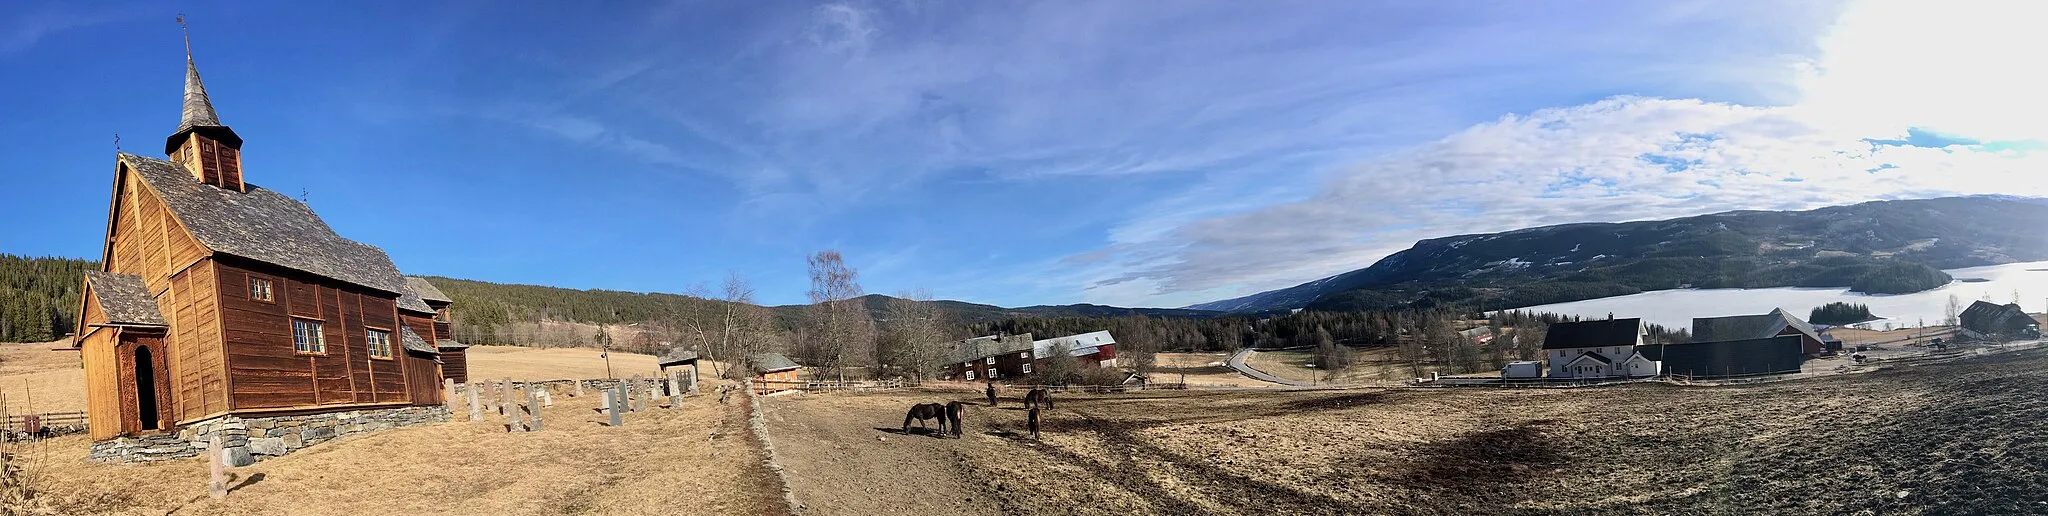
[{"x1": 1504, "y1": 261, "x2": 2048, "y2": 330}]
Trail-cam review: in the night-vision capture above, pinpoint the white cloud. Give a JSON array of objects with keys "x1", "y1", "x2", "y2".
[{"x1": 1071, "y1": 95, "x2": 2048, "y2": 307}]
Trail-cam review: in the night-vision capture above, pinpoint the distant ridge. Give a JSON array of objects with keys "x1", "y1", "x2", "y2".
[{"x1": 1188, "y1": 196, "x2": 2048, "y2": 314}]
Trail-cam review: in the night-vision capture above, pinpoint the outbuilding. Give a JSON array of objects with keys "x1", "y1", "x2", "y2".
[{"x1": 1660, "y1": 335, "x2": 1806, "y2": 377}]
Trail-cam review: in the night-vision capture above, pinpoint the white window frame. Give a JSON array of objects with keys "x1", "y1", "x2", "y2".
[
  {"x1": 987, "y1": 368, "x2": 998, "y2": 379},
  {"x1": 292, "y1": 319, "x2": 326, "y2": 354},
  {"x1": 248, "y1": 277, "x2": 274, "y2": 302},
  {"x1": 986, "y1": 356, "x2": 996, "y2": 365},
  {"x1": 1022, "y1": 362, "x2": 1033, "y2": 374},
  {"x1": 965, "y1": 369, "x2": 976, "y2": 381},
  {"x1": 366, "y1": 329, "x2": 393, "y2": 359}
]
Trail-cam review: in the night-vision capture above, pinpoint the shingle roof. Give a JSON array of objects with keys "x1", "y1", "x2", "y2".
[
  {"x1": 436, "y1": 338, "x2": 470, "y2": 351},
  {"x1": 396, "y1": 283, "x2": 435, "y2": 314},
  {"x1": 952, "y1": 334, "x2": 1035, "y2": 364},
  {"x1": 658, "y1": 349, "x2": 699, "y2": 367},
  {"x1": 404, "y1": 277, "x2": 452, "y2": 305},
  {"x1": 1692, "y1": 309, "x2": 1821, "y2": 345},
  {"x1": 84, "y1": 271, "x2": 166, "y2": 326},
  {"x1": 1541, "y1": 319, "x2": 1642, "y2": 350},
  {"x1": 399, "y1": 327, "x2": 436, "y2": 354},
  {"x1": 121, "y1": 153, "x2": 408, "y2": 296},
  {"x1": 750, "y1": 353, "x2": 800, "y2": 374}
]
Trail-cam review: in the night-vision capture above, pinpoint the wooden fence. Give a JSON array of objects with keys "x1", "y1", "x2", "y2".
[
  {"x1": 753, "y1": 378, "x2": 907, "y2": 394},
  {"x1": 2, "y1": 411, "x2": 88, "y2": 439}
]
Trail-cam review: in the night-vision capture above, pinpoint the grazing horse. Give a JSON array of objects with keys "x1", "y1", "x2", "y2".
[
  {"x1": 903, "y1": 403, "x2": 950, "y2": 436},
  {"x1": 1027, "y1": 407, "x2": 1041, "y2": 439},
  {"x1": 1023, "y1": 388, "x2": 1053, "y2": 410},
  {"x1": 985, "y1": 382, "x2": 999, "y2": 407},
  {"x1": 945, "y1": 401, "x2": 965, "y2": 438}
]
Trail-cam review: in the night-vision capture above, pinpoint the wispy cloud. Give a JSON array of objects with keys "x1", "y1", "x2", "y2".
[{"x1": 0, "y1": 5, "x2": 141, "y2": 56}]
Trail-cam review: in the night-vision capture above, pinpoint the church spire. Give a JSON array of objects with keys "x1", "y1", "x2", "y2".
[
  {"x1": 165, "y1": 15, "x2": 245, "y2": 191},
  {"x1": 176, "y1": 17, "x2": 222, "y2": 132}
]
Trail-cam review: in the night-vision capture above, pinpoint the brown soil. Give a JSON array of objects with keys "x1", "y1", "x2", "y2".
[{"x1": 760, "y1": 349, "x2": 2048, "y2": 515}]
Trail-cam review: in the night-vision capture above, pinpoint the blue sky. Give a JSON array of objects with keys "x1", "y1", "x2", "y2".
[{"x1": 4, "y1": 0, "x2": 2045, "y2": 308}]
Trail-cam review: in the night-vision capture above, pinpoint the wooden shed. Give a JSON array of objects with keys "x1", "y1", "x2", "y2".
[
  {"x1": 750, "y1": 353, "x2": 801, "y2": 394},
  {"x1": 658, "y1": 349, "x2": 699, "y2": 386},
  {"x1": 74, "y1": 47, "x2": 454, "y2": 440}
]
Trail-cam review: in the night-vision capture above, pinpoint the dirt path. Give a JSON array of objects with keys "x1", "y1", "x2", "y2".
[{"x1": 759, "y1": 391, "x2": 1002, "y2": 515}]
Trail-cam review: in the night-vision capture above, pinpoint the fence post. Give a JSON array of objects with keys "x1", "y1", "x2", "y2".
[
  {"x1": 207, "y1": 434, "x2": 227, "y2": 500},
  {"x1": 526, "y1": 387, "x2": 544, "y2": 432}
]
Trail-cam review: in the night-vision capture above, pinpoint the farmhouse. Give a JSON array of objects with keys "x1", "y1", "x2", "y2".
[
  {"x1": 1542, "y1": 318, "x2": 1660, "y2": 378},
  {"x1": 1661, "y1": 335, "x2": 1807, "y2": 377},
  {"x1": 1031, "y1": 330, "x2": 1119, "y2": 370},
  {"x1": 943, "y1": 333, "x2": 1036, "y2": 381},
  {"x1": 1692, "y1": 308, "x2": 1826, "y2": 356},
  {"x1": 73, "y1": 41, "x2": 453, "y2": 460},
  {"x1": 1960, "y1": 301, "x2": 2040, "y2": 339}
]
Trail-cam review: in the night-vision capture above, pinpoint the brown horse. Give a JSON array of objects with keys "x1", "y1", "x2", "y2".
[
  {"x1": 945, "y1": 401, "x2": 965, "y2": 438},
  {"x1": 903, "y1": 403, "x2": 949, "y2": 436},
  {"x1": 1023, "y1": 388, "x2": 1053, "y2": 410}
]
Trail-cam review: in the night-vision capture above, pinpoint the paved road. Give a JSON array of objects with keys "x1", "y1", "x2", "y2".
[{"x1": 1226, "y1": 349, "x2": 1315, "y2": 387}]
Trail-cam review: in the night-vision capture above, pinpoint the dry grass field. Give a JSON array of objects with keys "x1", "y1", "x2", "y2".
[
  {"x1": 1242, "y1": 347, "x2": 1414, "y2": 385},
  {"x1": 1150, "y1": 352, "x2": 1274, "y2": 387},
  {"x1": 11, "y1": 384, "x2": 786, "y2": 515},
  {"x1": 0, "y1": 341, "x2": 85, "y2": 414},
  {"x1": 16, "y1": 338, "x2": 2048, "y2": 514},
  {"x1": 763, "y1": 348, "x2": 2048, "y2": 515}
]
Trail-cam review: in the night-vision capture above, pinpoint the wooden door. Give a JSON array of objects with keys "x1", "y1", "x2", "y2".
[{"x1": 118, "y1": 333, "x2": 175, "y2": 435}]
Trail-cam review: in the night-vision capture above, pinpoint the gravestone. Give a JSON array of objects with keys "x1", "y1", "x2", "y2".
[
  {"x1": 574, "y1": 381, "x2": 584, "y2": 398},
  {"x1": 466, "y1": 384, "x2": 482, "y2": 422},
  {"x1": 208, "y1": 435, "x2": 227, "y2": 500},
  {"x1": 686, "y1": 365, "x2": 699, "y2": 395},
  {"x1": 607, "y1": 391, "x2": 624, "y2": 427},
  {"x1": 540, "y1": 389, "x2": 554, "y2": 407},
  {"x1": 600, "y1": 389, "x2": 615, "y2": 414},
  {"x1": 667, "y1": 371, "x2": 683, "y2": 408},
  {"x1": 526, "y1": 387, "x2": 544, "y2": 432},
  {"x1": 619, "y1": 383, "x2": 635, "y2": 413},
  {"x1": 499, "y1": 378, "x2": 514, "y2": 418},
  {"x1": 443, "y1": 378, "x2": 457, "y2": 414}
]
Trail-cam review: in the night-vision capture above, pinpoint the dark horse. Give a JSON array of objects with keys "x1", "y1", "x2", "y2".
[
  {"x1": 903, "y1": 403, "x2": 950, "y2": 436},
  {"x1": 945, "y1": 401, "x2": 965, "y2": 438},
  {"x1": 1023, "y1": 388, "x2": 1053, "y2": 410},
  {"x1": 1027, "y1": 407, "x2": 1041, "y2": 439}
]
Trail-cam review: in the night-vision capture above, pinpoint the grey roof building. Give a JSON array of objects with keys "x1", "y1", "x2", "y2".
[
  {"x1": 1692, "y1": 308, "x2": 1824, "y2": 355},
  {"x1": 750, "y1": 353, "x2": 801, "y2": 375}
]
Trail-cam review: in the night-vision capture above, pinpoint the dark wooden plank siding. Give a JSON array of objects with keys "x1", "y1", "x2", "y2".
[
  {"x1": 441, "y1": 350, "x2": 468, "y2": 384},
  {"x1": 216, "y1": 259, "x2": 425, "y2": 411}
]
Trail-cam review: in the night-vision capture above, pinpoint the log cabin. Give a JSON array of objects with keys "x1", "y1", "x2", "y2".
[{"x1": 73, "y1": 41, "x2": 454, "y2": 444}]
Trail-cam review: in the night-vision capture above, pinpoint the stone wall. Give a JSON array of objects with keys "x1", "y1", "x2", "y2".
[{"x1": 89, "y1": 406, "x2": 447, "y2": 465}]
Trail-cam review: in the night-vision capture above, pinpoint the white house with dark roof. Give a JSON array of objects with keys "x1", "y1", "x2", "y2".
[{"x1": 1543, "y1": 318, "x2": 1659, "y2": 378}]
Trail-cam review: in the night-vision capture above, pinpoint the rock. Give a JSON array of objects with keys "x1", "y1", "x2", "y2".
[
  {"x1": 283, "y1": 433, "x2": 303, "y2": 450},
  {"x1": 305, "y1": 426, "x2": 337, "y2": 441},
  {"x1": 223, "y1": 446, "x2": 255, "y2": 467},
  {"x1": 250, "y1": 420, "x2": 277, "y2": 429},
  {"x1": 248, "y1": 437, "x2": 287, "y2": 456}
]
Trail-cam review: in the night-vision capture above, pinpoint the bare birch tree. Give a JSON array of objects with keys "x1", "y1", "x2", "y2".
[
  {"x1": 805, "y1": 251, "x2": 874, "y2": 378},
  {"x1": 879, "y1": 289, "x2": 956, "y2": 380}
]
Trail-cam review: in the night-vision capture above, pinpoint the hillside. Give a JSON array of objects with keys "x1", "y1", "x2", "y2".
[{"x1": 1191, "y1": 196, "x2": 2048, "y2": 313}]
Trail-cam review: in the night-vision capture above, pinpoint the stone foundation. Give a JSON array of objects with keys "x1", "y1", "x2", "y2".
[{"x1": 88, "y1": 405, "x2": 448, "y2": 465}]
